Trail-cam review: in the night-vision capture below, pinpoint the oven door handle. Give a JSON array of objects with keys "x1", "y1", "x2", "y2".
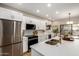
[
  {"x1": 28, "y1": 38, "x2": 38, "y2": 41},
  {"x1": 29, "y1": 38, "x2": 38, "y2": 40}
]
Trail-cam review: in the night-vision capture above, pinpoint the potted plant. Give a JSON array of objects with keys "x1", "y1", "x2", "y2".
[{"x1": 53, "y1": 28, "x2": 59, "y2": 36}]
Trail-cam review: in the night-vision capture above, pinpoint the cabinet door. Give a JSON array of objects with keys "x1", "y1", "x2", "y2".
[
  {"x1": 14, "y1": 21, "x2": 22, "y2": 43},
  {"x1": 23, "y1": 37, "x2": 28, "y2": 53}
]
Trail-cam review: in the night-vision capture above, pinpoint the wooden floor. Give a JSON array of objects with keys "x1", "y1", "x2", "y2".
[{"x1": 23, "y1": 51, "x2": 31, "y2": 56}]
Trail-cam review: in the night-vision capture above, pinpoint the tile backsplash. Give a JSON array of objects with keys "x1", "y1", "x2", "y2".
[{"x1": 24, "y1": 30, "x2": 34, "y2": 35}]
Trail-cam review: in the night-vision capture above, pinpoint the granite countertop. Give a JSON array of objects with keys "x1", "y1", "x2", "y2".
[{"x1": 31, "y1": 37, "x2": 79, "y2": 56}]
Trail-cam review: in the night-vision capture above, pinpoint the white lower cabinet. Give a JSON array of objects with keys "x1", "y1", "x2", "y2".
[
  {"x1": 31, "y1": 48, "x2": 43, "y2": 56},
  {"x1": 23, "y1": 37, "x2": 28, "y2": 53}
]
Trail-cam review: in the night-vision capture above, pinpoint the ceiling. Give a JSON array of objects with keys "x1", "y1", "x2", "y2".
[{"x1": 2, "y1": 3, "x2": 79, "y2": 21}]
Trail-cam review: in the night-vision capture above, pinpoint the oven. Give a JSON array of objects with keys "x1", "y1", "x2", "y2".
[{"x1": 28, "y1": 36, "x2": 38, "y2": 50}]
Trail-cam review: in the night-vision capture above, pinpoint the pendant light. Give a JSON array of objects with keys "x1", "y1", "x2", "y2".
[{"x1": 66, "y1": 12, "x2": 73, "y2": 24}]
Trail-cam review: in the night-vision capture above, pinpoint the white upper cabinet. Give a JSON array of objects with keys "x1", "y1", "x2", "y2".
[
  {"x1": 0, "y1": 7, "x2": 12, "y2": 20},
  {"x1": 24, "y1": 16, "x2": 34, "y2": 24},
  {"x1": 0, "y1": 7, "x2": 23, "y2": 21},
  {"x1": 36, "y1": 20, "x2": 46, "y2": 30},
  {"x1": 11, "y1": 11, "x2": 23, "y2": 21},
  {"x1": 45, "y1": 20, "x2": 52, "y2": 25}
]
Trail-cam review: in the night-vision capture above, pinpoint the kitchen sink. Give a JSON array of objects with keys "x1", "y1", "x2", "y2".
[{"x1": 45, "y1": 39, "x2": 60, "y2": 45}]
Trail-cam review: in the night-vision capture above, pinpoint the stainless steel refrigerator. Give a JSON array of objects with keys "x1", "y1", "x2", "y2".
[{"x1": 0, "y1": 19, "x2": 23, "y2": 56}]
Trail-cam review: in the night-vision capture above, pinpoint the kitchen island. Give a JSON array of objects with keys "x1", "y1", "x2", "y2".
[{"x1": 31, "y1": 37, "x2": 79, "y2": 56}]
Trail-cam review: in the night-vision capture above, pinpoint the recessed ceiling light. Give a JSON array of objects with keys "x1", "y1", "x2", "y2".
[
  {"x1": 56, "y1": 11, "x2": 59, "y2": 14},
  {"x1": 46, "y1": 14, "x2": 48, "y2": 17},
  {"x1": 36, "y1": 9, "x2": 40, "y2": 13},
  {"x1": 47, "y1": 3, "x2": 51, "y2": 7}
]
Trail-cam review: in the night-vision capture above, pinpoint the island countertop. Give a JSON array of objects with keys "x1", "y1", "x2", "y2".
[{"x1": 31, "y1": 37, "x2": 79, "y2": 56}]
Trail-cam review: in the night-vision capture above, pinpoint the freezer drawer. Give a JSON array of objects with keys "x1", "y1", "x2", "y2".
[
  {"x1": 0, "y1": 45, "x2": 12, "y2": 56},
  {"x1": 0, "y1": 43, "x2": 23, "y2": 56},
  {"x1": 12, "y1": 42, "x2": 23, "y2": 56}
]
